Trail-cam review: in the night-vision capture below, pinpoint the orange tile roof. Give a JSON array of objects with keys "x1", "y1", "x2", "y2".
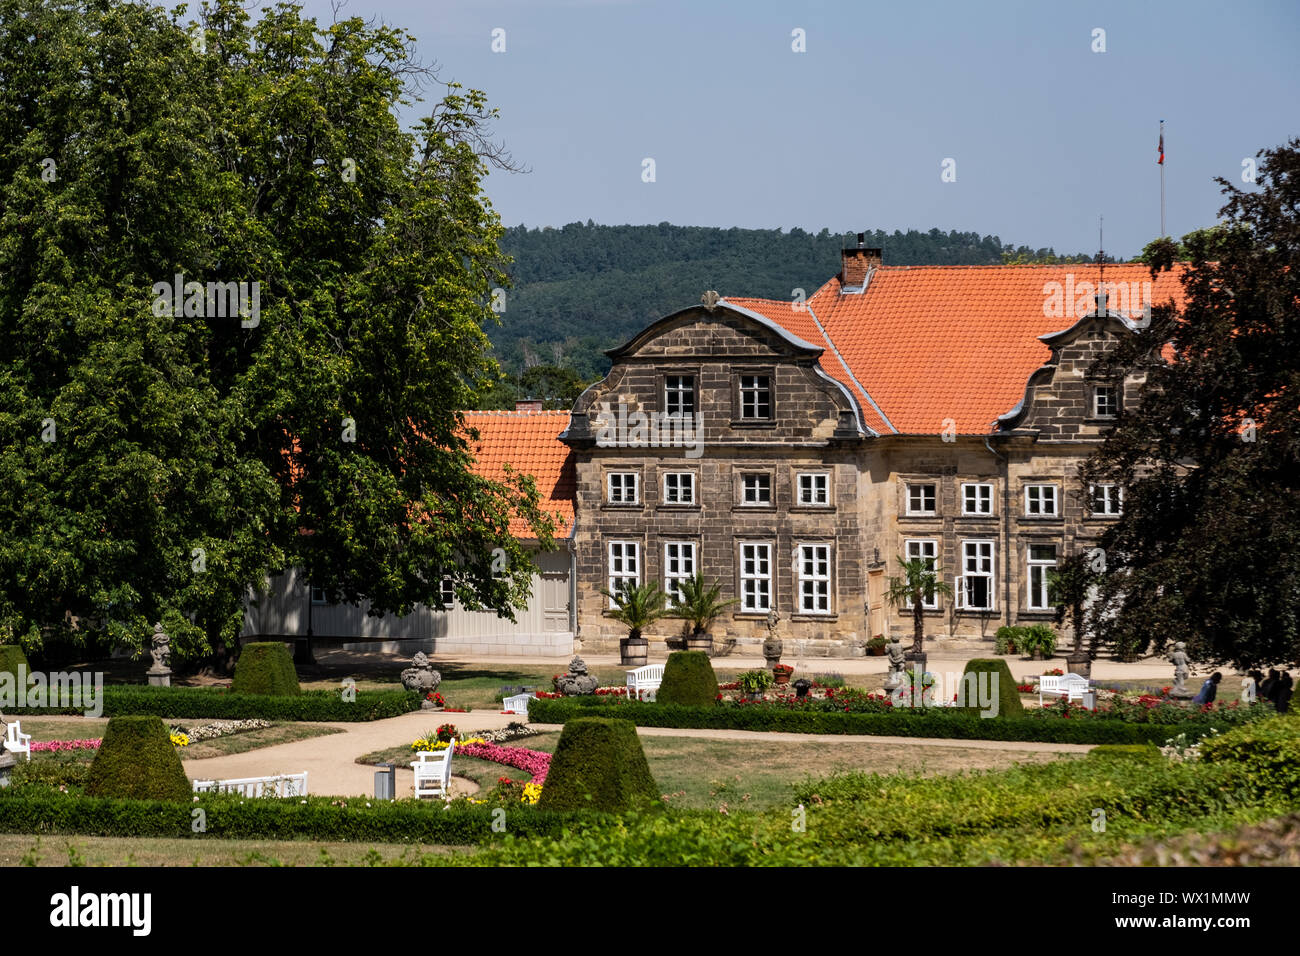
[
  {"x1": 462, "y1": 410, "x2": 575, "y2": 537},
  {"x1": 737, "y1": 264, "x2": 1188, "y2": 435}
]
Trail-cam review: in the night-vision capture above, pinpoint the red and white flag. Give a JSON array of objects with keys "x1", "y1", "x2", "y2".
[{"x1": 1158, "y1": 124, "x2": 1165, "y2": 165}]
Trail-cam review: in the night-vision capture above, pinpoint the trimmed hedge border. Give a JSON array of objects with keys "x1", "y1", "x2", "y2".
[
  {"x1": 527, "y1": 697, "x2": 1221, "y2": 745},
  {"x1": 0, "y1": 793, "x2": 595, "y2": 844},
  {"x1": 7, "y1": 686, "x2": 421, "y2": 722}
]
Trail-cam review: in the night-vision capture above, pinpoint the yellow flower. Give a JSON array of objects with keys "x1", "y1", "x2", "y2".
[
  {"x1": 170, "y1": 733, "x2": 189, "y2": 747},
  {"x1": 521, "y1": 783, "x2": 542, "y2": 805}
]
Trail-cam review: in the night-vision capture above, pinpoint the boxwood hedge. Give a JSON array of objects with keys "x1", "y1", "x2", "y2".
[
  {"x1": 86, "y1": 716, "x2": 192, "y2": 801},
  {"x1": 527, "y1": 696, "x2": 1216, "y2": 745},
  {"x1": 232, "y1": 642, "x2": 301, "y2": 696},
  {"x1": 6, "y1": 685, "x2": 420, "y2": 721}
]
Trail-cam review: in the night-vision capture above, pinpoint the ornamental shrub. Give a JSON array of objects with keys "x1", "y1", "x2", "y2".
[
  {"x1": 993, "y1": 626, "x2": 1018, "y2": 655},
  {"x1": 86, "y1": 716, "x2": 191, "y2": 801},
  {"x1": 1087, "y1": 744, "x2": 1164, "y2": 763},
  {"x1": 0, "y1": 645, "x2": 29, "y2": 680},
  {"x1": 536, "y1": 717, "x2": 658, "y2": 812},
  {"x1": 656, "y1": 651, "x2": 717, "y2": 707},
  {"x1": 956, "y1": 658, "x2": 1023, "y2": 718},
  {"x1": 232, "y1": 642, "x2": 300, "y2": 696},
  {"x1": 1200, "y1": 717, "x2": 1300, "y2": 798},
  {"x1": 7, "y1": 685, "x2": 418, "y2": 721}
]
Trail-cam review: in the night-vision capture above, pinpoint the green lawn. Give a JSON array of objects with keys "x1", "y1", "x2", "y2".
[
  {"x1": 0, "y1": 834, "x2": 467, "y2": 867},
  {"x1": 14, "y1": 718, "x2": 342, "y2": 762}
]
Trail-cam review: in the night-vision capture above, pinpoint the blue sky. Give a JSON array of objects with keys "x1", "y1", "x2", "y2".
[{"x1": 292, "y1": 0, "x2": 1299, "y2": 259}]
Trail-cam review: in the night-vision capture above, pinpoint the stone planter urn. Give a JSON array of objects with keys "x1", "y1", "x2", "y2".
[
  {"x1": 620, "y1": 634, "x2": 649, "y2": 667},
  {"x1": 762, "y1": 609, "x2": 783, "y2": 667}
]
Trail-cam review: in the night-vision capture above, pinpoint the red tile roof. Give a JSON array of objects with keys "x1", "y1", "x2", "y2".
[
  {"x1": 734, "y1": 264, "x2": 1188, "y2": 435},
  {"x1": 462, "y1": 410, "x2": 575, "y2": 538}
]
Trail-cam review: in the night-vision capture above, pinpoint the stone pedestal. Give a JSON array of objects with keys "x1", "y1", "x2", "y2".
[
  {"x1": 147, "y1": 669, "x2": 172, "y2": 688},
  {"x1": 0, "y1": 751, "x2": 15, "y2": 788}
]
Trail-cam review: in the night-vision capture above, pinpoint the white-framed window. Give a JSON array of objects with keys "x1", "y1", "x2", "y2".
[
  {"x1": 662, "y1": 472, "x2": 695, "y2": 504},
  {"x1": 1024, "y1": 483, "x2": 1059, "y2": 516},
  {"x1": 607, "y1": 541, "x2": 640, "y2": 608},
  {"x1": 1089, "y1": 483, "x2": 1123, "y2": 516},
  {"x1": 663, "y1": 541, "x2": 696, "y2": 606},
  {"x1": 439, "y1": 578, "x2": 455, "y2": 606},
  {"x1": 664, "y1": 375, "x2": 696, "y2": 416},
  {"x1": 1093, "y1": 385, "x2": 1119, "y2": 418},
  {"x1": 906, "y1": 483, "x2": 937, "y2": 516},
  {"x1": 739, "y1": 374, "x2": 771, "y2": 419},
  {"x1": 956, "y1": 539, "x2": 995, "y2": 611},
  {"x1": 310, "y1": 586, "x2": 326, "y2": 605},
  {"x1": 961, "y1": 482, "x2": 993, "y2": 515},
  {"x1": 1026, "y1": 543, "x2": 1057, "y2": 610},
  {"x1": 739, "y1": 542, "x2": 772, "y2": 612},
  {"x1": 607, "y1": 472, "x2": 639, "y2": 504},
  {"x1": 796, "y1": 472, "x2": 830, "y2": 506},
  {"x1": 903, "y1": 539, "x2": 940, "y2": 610},
  {"x1": 741, "y1": 473, "x2": 772, "y2": 505},
  {"x1": 796, "y1": 544, "x2": 832, "y2": 614}
]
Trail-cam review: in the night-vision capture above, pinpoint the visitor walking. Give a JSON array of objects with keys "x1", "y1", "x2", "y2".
[
  {"x1": 1260, "y1": 669, "x2": 1280, "y2": 702},
  {"x1": 1273, "y1": 671, "x2": 1293, "y2": 714}
]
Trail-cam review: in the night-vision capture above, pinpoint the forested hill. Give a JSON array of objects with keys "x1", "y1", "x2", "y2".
[{"x1": 482, "y1": 222, "x2": 1091, "y2": 404}]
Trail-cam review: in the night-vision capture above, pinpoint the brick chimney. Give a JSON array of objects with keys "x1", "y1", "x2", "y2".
[
  {"x1": 841, "y1": 233, "x2": 882, "y2": 288},
  {"x1": 515, "y1": 399, "x2": 543, "y2": 412}
]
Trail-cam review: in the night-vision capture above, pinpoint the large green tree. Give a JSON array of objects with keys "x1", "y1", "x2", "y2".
[
  {"x1": 1083, "y1": 140, "x2": 1300, "y2": 668},
  {"x1": 0, "y1": 0, "x2": 554, "y2": 665}
]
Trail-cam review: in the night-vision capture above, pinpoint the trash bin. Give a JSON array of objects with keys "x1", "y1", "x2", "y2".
[
  {"x1": 1082, "y1": 690, "x2": 1097, "y2": 711},
  {"x1": 374, "y1": 763, "x2": 395, "y2": 800}
]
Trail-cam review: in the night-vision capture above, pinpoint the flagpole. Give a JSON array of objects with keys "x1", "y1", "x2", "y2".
[{"x1": 1159, "y1": 120, "x2": 1166, "y2": 237}]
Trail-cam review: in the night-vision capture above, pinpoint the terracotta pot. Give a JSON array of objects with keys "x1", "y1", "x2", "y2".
[
  {"x1": 868, "y1": 645, "x2": 886, "y2": 656},
  {"x1": 773, "y1": 669, "x2": 791, "y2": 686}
]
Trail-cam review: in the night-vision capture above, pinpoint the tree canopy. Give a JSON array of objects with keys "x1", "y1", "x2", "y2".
[
  {"x1": 0, "y1": 0, "x2": 554, "y2": 663},
  {"x1": 1083, "y1": 140, "x2": 1300, "y2": 668}
]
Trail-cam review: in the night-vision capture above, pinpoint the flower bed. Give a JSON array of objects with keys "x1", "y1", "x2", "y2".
[
  {"x1": 30, "y1": 739, "x2": 101, "y2": 753},
  {"x1": 7, "y1": 686, "x2": 421, "y2": 722}
]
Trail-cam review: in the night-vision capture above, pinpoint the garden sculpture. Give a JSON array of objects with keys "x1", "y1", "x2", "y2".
[
  {"x1": 884, "y1": 636, "x2": 907, "y2": 689},
  {"x1": 400, "y1": 651, "x2": 442, "y2": 695},
  {"x1": 1169, "y1": 642, "x2": 1192, "y2": 698},
  {"x1": 555, "y1": 655, "x2": 599, "y2": 696}
]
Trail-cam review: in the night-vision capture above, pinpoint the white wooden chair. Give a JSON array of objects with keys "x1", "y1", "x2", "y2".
[
  {"x1": 626, "y1": 664, "x2": 665, "y2": 701},
  {"x1": 1038, "y1": 673, "x2": 1090, "y2": 706},
  {"x1": 3, "y1": 720, "x2": 31, "y2": 761},
  {"x1": 502, "y1": 692, "x2": 534, "y2": 715},
  {"x1": 412, "y1": 739, "x2": 455, "y2": 799}
]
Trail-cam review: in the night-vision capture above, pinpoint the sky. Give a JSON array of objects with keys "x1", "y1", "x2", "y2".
[{"x1": 291, "y1": 0, "x2": 1299, "y2": 260}]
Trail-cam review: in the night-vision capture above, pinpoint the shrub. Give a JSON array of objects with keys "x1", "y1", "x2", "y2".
[
  {"x1": 993, "y1": 626, "x2": 1018, "y2": 655},
  {"x1": 656, "y1": 651, "x2": 718, "y2": 707},
  {"x1": 85, "y1": 716, "x2": 192, "y2": 801},
  {"x1": 736, "y1": 669, "x2": 774, "y2": 694},
  {"x1": 232, "y1": 642, "x2": 300, "y2": 696},
  {"x1": 956, "y1": 658, "x2": 1023, "y2": 718},
  {"x1": 1017, "y1": 624, "x2": 1057, "y2": 658},
  {"x1": 7, "y1": 685, "x2": 418, "y2": 721},
  {"x1": 1200, "y1": 717, "x2": 1300, "y2": 798},
  {"x1": 813, "y1": 672, "x2": 846, "y2": 689},
  {"x1": 1088, "y1": 744, "x2": 1164, "y2": 763},
  {"x1": 536, "y1": 718, "x2": 658, "y2": 812},
  {"x1": 0, "y1": 645, "x2": 29, "y2": 680}
]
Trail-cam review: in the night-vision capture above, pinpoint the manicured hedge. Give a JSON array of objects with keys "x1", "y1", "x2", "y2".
[
  {"x1": 1201, "y1": 717, "x2": 1300, "y2": 798},
  {"x1": 86, "y1": 716, "x2": 191, "y2": 801},
  {"x1": 7, "y1": 685, "x2": 420, "y2": 721},
  {"x1": 0, "y1": 793, "x2": 595, "y2": 844},
  {"x1": 656, "y1": 651, "x2": 718, "y2": 707},
  {"x1": 1087, "y1": 744, "x2": 1164, "y2": 763},
  {"x1": 527, "y1": 697, "x2": 1213, "y2": 745},
  {"x1": 538, "y1": 718, "x2": 658, "y2": 812},
  {"x1": 232, "y1": 642, "x2": 301, "y2": 696},
  {"x1": 958, "y1": 658, "x2": 1022, "y2": 718},
  {"x1": 0, "y1": 645, "x2": 29, "y2": 679}
]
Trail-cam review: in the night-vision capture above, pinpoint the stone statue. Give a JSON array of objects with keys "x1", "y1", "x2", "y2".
[
  {"x1": 555, "y1": 655, "x2": 599, "y2": 696},
  {"x1": 147, "y1": 623, "x2": 172, "y2": 687},
  {"x1": 400, "y1": 651, "x2": 443, "y2": 701},
  {"x1": 762, "y1": 610, "x2": 783, "y2": 667},
  {"x1": 883, "y1": 636, "x2": 907, "y2": 690},
  {"x1": 1169, "y1": 642, "x2": 1192, "y2": 699},
  {"x1": 1241, "y1": 676, "x2": 1257, "y2": 704}
]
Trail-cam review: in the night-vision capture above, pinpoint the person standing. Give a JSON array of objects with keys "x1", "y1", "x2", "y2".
[{"x1": 1273, "y1": 671, "x2": 1293, "y2": 714}]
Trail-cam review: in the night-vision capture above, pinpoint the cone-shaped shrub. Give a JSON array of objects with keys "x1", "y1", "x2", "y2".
[
  {"x1": 0, "y1": 645, "x2": 29, "y2": 681},
  {"x1": 536, "y1": 717, "x2": 658, "y2": 812},
  {"x1": 955, "y1": 658, "x2": 1023, "y2": 718},
  {"x1": 232, "y1": 642, "x2": 300, "y2": 696},
  {"x1": 656, "y1": 651, "x2": 718, "y2": 707},
  {"x1": 86, "y1": 716, "x2": 191, "y2": 801}
]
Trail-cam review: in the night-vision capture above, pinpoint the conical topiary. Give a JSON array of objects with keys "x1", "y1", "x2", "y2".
[
  {"x1": 955, "y1": 658, "x2": 1023, "y2": 718},
  {"x1": 655, "y1": 651, "x2": 718, "y2": 707},
  {"x1": 536, "y1": 717, "x2": 658, "y2": 812},
  {"x1": 0, "y1": 645, "x2": 30, "y2": 681},
  {"x1": 86, "y1": 716, "x2": 192, "y2": 801},
  {"x1": 232, "y1": 641, "x2": 300, "y2": 695}
]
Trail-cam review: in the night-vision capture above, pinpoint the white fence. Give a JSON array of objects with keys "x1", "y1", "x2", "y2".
[{"x1": 192, "y1": 772, "x2": 308, "y2": 798}]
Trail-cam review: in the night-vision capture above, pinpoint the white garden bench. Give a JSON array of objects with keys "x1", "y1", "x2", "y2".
[
  {"x1": 3, "y1": 721, "x2": 31, "y2": 761},
  {"x1": 1038, "y1": 673, "x2": 1090, "y2": 706},
  {"x1": 502, "y1": 692, "x2": 535, "y2": 715},
  {"x1": 191, "y1": 772, "x2": 308, "y2": 798},
  {"x1": 412, "y1": 739, "x2": 455, "y2": 800},
  {"x1": 626, "y1": 664, "x2": 665, "y2": 702}
]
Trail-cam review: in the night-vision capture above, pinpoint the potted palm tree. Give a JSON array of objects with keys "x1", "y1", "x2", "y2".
[
  {"x1": 885, "y1": 556, "x2": 954, "y2": 671},
  {"x1": 600, "y1": 580, "x2": 668, "y2": 666},
  {"x1": 670, "y1": 573, "x2": 737, "y2": 653}
]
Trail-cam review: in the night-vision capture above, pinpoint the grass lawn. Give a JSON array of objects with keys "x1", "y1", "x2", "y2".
[
  {"x1": 0, "y1": 834, "x2": 467, "y2": 867},
  {"x1": 14, "y1": 718, "x2": 343, "y2": 761}
]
